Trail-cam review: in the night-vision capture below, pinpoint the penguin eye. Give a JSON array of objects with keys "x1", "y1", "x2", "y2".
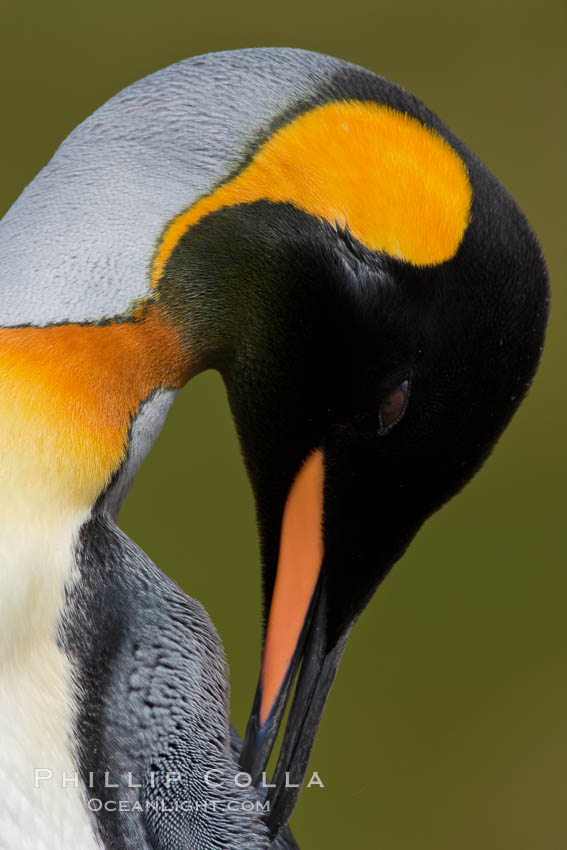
[{"x1": 378, "y1": 379, "x2": 410, "y2": 433}]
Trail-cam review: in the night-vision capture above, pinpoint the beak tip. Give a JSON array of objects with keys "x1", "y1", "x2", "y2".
[{"x1": 240, "y1": 703, "x2": 270, "y2": 781}]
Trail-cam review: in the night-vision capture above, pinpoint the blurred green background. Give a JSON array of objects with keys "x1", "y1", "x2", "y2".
[{"x1": 1, "y1": 1, "x2": 565, "y2": 847}]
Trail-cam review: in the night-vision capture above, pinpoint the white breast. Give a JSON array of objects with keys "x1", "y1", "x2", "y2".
[
  {"x1": 0, "y1": 641, "x2": 101, "y2": 850},
  {"x1": 0, "y1": 509, "x2": 100, "y2": 850}
]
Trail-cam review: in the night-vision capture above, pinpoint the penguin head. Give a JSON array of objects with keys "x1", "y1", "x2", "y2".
[
  {"x1": 199, "y1": 116, "x2": 549, "y2": 836},
  {"x1": 223, "y1": 186, "x2": 548, "y2": 641},
  {"x1": 148, "y1": 61, "x2": 549, "y2": 837}
]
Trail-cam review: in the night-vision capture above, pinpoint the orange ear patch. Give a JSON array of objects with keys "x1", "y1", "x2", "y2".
[
  {"x1": 152, "y1": 100, "x2": 472, "y2": 285},
  {"x1": 259, "y1": 449, "x2": 325, "y2": 727}
]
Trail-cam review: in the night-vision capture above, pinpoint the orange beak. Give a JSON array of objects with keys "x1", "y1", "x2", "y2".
[
  {"x1": 258, "y1": 448, "x2": 325, "y2": 727},
  {"x1": 240, "y1": 447, "x2": 351, "y2": 840}
]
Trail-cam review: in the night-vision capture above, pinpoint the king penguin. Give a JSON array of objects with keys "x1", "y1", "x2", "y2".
[{"x1": 0, "y1": 48, "x2": 548, "y2": 848}]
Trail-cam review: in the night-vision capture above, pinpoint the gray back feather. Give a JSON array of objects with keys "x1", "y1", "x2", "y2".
[{"x1": 0, "y1": 48, "x2": 344, "y2": 326}]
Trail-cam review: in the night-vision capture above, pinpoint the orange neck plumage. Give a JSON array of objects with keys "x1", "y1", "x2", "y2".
[{"x1": 0, "y1": 305, "x2": 193, "y2": 512}]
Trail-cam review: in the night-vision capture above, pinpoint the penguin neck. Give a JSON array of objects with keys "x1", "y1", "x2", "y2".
[
  {"x1": 0, "y1": 306, "x2": 196, "y2": 661},
  {"x1": 0, "y1": 55, "x2": 263, "y2": 652}
]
